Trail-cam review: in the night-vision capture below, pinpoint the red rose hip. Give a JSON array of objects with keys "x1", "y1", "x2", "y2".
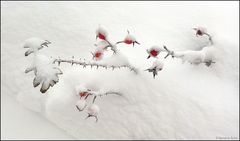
[
  {"x1": 98, "y1": 33, "x2": 106, "y2": 40},
  {"x1": 95, "y1": 52, "x2": 102, "y2": 58},
  {"x1": 96, "y1": 27, "x2": 108, "y2": 40},
  {"x1": 150, "y1": 50, "x2": 158, "y2": 57},
  {"x1": 196, "y1": 30, "x2": 203, "y2": 36},
  {"x1": 124, "y1": 39, "x2": 133, "y2": 44},
  {"x1": 147, "y1": 46, "x2": 162, "y2": 59},
  {"x1": 92, "y1": 50, "x2": 103, "y2": 60},
  {"x1": 79, "y1": 92, "x2": 88, "y2": 97}
]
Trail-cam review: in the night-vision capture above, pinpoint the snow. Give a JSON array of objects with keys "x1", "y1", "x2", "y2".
[
  {"x1": 150, "y1": 60, "x2": 164, "y2": 70},
  {"x1": 23, "y1": 37, "x2": 51, "y2": 56},
  {"x1": 87, "y1": 104, "x2": 100, "y2": 117},
  {"x1": 124, "y1": 34, "x2": 137, "y2": 43},
  {"x1": 173, "y1": 45, "x2": 216, "y2": 65},
  {"x1": 94, "y1": 40, "x2": 109, "y2": 51},
  {"x1": 99, "y1": 52, "x2": 130, "y2": 66},
  {"x1": 1, "y1": 89, "x2": 74, "y2": 139},
  {"x1": 25, "y1": 51, "x2": 62, "y2": 93},
  {"x1": 1, "y1": 1, "x2": 239, "y2": 140}
]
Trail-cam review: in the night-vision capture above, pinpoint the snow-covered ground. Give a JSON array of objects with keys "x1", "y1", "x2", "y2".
[{"x1": 1, "y1": 1, "x2": 239, "y2": 140}]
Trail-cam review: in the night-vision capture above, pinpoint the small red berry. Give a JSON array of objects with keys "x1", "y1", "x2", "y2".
[
  {"x1": 95, "y1": 52, "x2": 102, "y2": 58},
  {"x1": 150, "y1": 49, "x2": 159, "y2": 57},
  {"x1": 98, "y1": 33, "x2": 106, "y2": 40},
  {"x1": 196, "y1": 30, "x2": 203, "y2": 36},
  {"x1": 92, "y1": 51, "x2": 103, "y2": 60},
  {"x1": 124, "y1": 39, "x2": 133, "y2": 44},
  {"x1": 96, "y1": 27, "x2": 107, "y2": 40},
  {"x1": 79, "y1": 92, "x2": 88, "y2": 97}
]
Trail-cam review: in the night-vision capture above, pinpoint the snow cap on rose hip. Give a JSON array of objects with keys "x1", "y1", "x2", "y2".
[
  {"x1": 96, "y1": 26, "x2": 108, "y2": 40},
  {"x1": 87, "y1": 104, "x2": 100, "y2": 116},
  {"x1": 75, "y1": 85, "x2": 88, "y2": 96},
  {"x1": 193, "y1": 27, "x2": 207, "y2": 36},
  {"x1": 151, "y1": 60, "x2": 164, "y2": 71},
  {"x1": 117, "y1": 30, "x2": 140, "y2": 47},
  {"x1": 147, "y1": 46, "x2": 165, "y2": 59},
  {"x1": 124, "y1": 34, "x2": 135, "y2": 44},
  {"x1": 86, "y1": 104, "x2": 100, "y2": 122},
  {"x1": 124, "y1": 33, "x2": 140, "y2": 47}
]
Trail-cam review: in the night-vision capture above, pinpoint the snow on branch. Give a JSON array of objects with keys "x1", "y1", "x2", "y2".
[
  {"x1": 162, "y1": 46, "x2": 216, "y2": 66},
  {"x1": 24, "y1": 37, "x2": 51, "y2": 56},
  {"x1": 24, "y1": 26, "x2": 215, "y2": 95},
  {"x1": 94, "y1": 26, "x2": 140, "y2": 57},
  {"x1": 115, "y1": 30, "x2": 140, "y2": 47},
  {"x1": 193, "y1": 27, "x2": 213, "y2": 45},
  {"x1": 53, "y1": 57, "x2": 138, "y2": 74},
  {"x1": 24, "y1": 38, "x2": 62, "y2": 93},
  {"x1": 24, "y1": 26, "x2": 141, "y2": 93},
  {"x1": 86, "y1": 90, "x2": 123, "y2": 103},
  {"x1": 85, "y1": 104, "x2": 100, "y2": 122},
  {"x1": 146, "y1": 45, "x2": 174, "y2": 59},
  {"x1": 25, "y1": 70, "x2": 61, "y2": 93},
  {"x1": 145, "y1": 27, "x2": 215, "y2": 78},
  {"x1": 25, "y1": 57, "x2": 63, "y2": 93},
  {"x1": 75, "y1": 85, "x2": 123, "y2": 122}
]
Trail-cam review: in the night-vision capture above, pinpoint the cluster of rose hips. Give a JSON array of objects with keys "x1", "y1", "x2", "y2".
[
  {"x1": 75, "y1": 89, "x2": 100, "y2": 122},
  {"x1": 75, "y1": 86, "x2": 121, "y2": 122},
  {"x1": 92, "y1": 27, "x2": 140, "y2": 61},
  {"x1": 145, "y1": 27, "x2": 209, "y2": 78},
  {"x1": 146, "y1": 27, "x2": 210, "y2": 59}
]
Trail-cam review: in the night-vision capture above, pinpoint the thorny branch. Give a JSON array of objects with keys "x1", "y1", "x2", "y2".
[
  {"x1": 193, "y1": 28, "x2": 213, "y2": 45},
  {"x1": 53, "y1": 57, "x2": 138, "y2": 74}
]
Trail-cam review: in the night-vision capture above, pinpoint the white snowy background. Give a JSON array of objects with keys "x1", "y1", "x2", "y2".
[{"x1": 1, "y1": 1, "x2": 239, "y2": 140}]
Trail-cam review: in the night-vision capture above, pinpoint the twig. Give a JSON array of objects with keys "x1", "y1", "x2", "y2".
[
  {"x1": 103, "y1": 39, "x2": 118, "y2": 54},
  {"x1": 84, "y1": 90, "x2": 123, "y2": 103},
  {"x1": 202, "y1": 60, "x2": 216, "y2": 67},
  {"x1": 85, "y1": 113, "x2": 98, "y2": 122},
  {"x1": 76, "y1": 105, "x2": 87, "y2": 112},
  {"x1": 163, "y1": 46, "x2": 175, "y2": 59},
  {"x1": 204, "y1": 33, "x2": 213, "y2": 45}
]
